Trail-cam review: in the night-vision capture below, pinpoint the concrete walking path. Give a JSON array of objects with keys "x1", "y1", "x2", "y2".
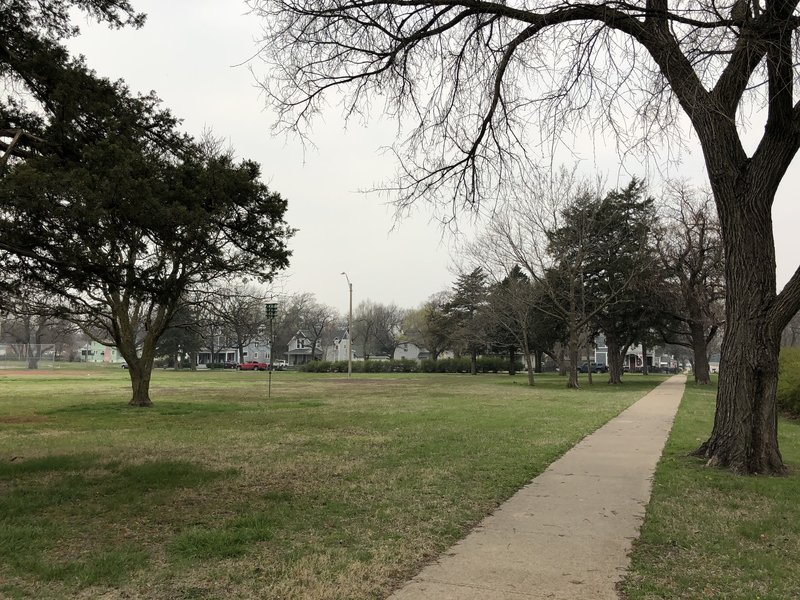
[{"x1": 389, "y1": 375, "x2": 687, "y2": 600}]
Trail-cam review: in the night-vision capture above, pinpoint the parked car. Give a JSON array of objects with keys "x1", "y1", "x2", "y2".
[
  {"x1": 578, "y1": 362, "x2": 608, "y2": 373},
  {"x1": 237, "y1": 361, "x2": 268, "y2": 371},
  {"x1": 272, "y1": 360, "x2": 288, "y2": 370}
]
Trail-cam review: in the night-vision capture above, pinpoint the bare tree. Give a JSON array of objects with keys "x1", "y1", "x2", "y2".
[
  {"x1": 657, "y1": 186, "x2": 726, "y2": 384},
  {"x1": 209, "y1": 282, "x2": 270, "y2": 363},
  {"x1": 272, "y1": 292, "x2": 315, "y2": 360},
  {"x1": 353, "y1": 300, "x2": 381, "y2": 359},
  {"x1": 1, "y1": 291, "x2": 73, "y2": 368},
  {"x1": 252, "y1": 0, "x2": 800, "y2": 474},
  {"x1": 373, "y1": 303, "x2": 408, "y2": 357},
  {"x1": 303, "y1": 300, "x2": 339, "y2": 361}
]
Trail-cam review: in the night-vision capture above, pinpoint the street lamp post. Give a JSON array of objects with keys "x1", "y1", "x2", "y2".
[
  {"x1": 341, "y1": 272, "x2": 353, "y2": 378},
  {"x1": 265, "y1": 302, "x2": 278, "y2": 397}
]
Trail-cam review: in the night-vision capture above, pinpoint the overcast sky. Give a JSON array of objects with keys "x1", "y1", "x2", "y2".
[{"x1": 68, "y1": 1, "x2": 800, "y2": 315}]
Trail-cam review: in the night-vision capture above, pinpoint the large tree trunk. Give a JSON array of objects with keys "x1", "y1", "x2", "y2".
[
  {"x1": 127, "y1": 356, "x2": 155, "y2": 407},
  {"x1": 124, "y1": 326, "x2": 161, "y2": 407},
  {"x1": 524, "y1": 352, "x2": 535, "y2": 386},
  {"x1": 606, "y1": 337, "x2": 624, "y2": 385},
  {"x1": 693, "y1": 183, "x2": 786, "y2": 475},
  {"x1": 566, "y1": 327, "x2": 579, "y2": 389},
  {"x1": 690, "y1": 321, "x2": 711, "y2": 385},
  {"x1": 508, "y1": 347, "x2": 516, "y2": 376},
  {"x1": 534, "y1": 350, "x2": 543, "y2": 373},
  {"x1": 470, "y1": 348, "x2": 478, "y2": 375},
  {"x1": 520, "y1": 338, "x2": 534, "y2": 386}
]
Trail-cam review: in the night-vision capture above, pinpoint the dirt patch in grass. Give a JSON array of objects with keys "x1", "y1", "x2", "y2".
[
  {"x1": 0, "y1": 415, "x2": 50, "y2": 424},
  {"x1": 324, "y1": 378, "x2": 410, "y2": 384},
  {"x1": 0, "y1": 369, "x2": 96, "y2": 377}
]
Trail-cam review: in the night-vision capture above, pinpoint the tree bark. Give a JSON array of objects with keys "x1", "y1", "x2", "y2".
[
  {"x1": 690, "y1": 321, "x2": 711, "y2": 384},
  {"x1": 692, "y1": 182, "x2": 788, "y2": 474},
  {"x1": 127, "y1": 354, "x2": 155, "y2": 407},
  {"x1": 524, "y1": 351, "x2": 535, "y2": 386},
  {"x1": 606, "y1": 337, "x2": 624, "y2": 385},
  {"x1": 567, "y1": 328, "x2": 579, "y2": 389},
  {"x1": 508, "y1": 347, "x2": 516, "y2": 376},
  {"x1": 534, "y1": 350, "x2": 543, "y2": 373},
  {"x1": 26, "y1": 325, "x2": 39, "y2": 369},
  {"x1": 470, "y1": 348, "x2": 478, "y2": 375}
]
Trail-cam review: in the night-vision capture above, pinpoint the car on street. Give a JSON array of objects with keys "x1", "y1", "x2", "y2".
[
  {"x1": 237, "y1": 361, "x2": 269, "y2": 371},
  {"x1": 578, "y1": 362, "x2": 609, "y2": 373}
]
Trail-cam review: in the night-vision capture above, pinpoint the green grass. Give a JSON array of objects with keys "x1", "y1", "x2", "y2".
[
  {"x1": 0, "y1": 367, "x2": 665, "y2": 599},
  {"x1": 621, "y1": 380, "x2": 800, "y2": 600},
  {"x1": 778, "y1": 347, "x2": 800, "y2": 414}
]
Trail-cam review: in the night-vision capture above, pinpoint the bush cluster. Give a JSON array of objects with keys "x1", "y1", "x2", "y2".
[
  {"x1": 778, "y1": 347, "x2": 800, "y2": 415},
  {"x1": 298, "y1": 357, "x2": 524, "y2": 374},
  {"x1": 299, "y1": 359, "x2": 419, "y2": 373}
]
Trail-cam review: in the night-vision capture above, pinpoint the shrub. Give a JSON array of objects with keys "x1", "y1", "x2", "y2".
[{"x1": 778, "y1": 347, "x2": 800, "y2": 415}]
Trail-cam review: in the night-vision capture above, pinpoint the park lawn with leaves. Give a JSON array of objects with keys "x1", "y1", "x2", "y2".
[
  {"x1": 0, "y1": 367, "x2": 664, "y2": 599},
  {"x1": 621, "y1": 380, "x2": 800, "y2": 600}
]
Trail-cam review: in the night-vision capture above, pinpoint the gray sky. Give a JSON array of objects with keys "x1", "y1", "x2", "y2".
[{"x1": 68, "y1": 1, "x2": 800, "y2": 315}]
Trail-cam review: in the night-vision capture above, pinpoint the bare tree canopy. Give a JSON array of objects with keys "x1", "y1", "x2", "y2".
[{"x1": 252, "y1": 0, "x2": 800, "y2": 474}]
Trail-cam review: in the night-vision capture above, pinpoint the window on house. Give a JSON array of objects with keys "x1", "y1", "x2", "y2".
[{"x1": 254, "y1": 353, "x2": 258, "y2": 359}]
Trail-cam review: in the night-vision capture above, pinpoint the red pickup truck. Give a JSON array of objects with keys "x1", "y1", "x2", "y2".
[{"x1": 236, "y1": 361, "x2": 268, "y2": 371}]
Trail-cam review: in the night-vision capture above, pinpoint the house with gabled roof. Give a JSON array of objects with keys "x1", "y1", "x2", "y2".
[
  {"x1": 324, "y1": 328, "x2": 358, "y2": 362},
  {"x1": 287, "y1": 330, "x2": 323, "y2": 366}
]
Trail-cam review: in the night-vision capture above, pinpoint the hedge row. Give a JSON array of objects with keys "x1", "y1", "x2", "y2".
[
  {"x1": 778, "y1": 347, "x2": 800, "y2": 415},
  {"x1": 298, "y1": 357, "x2": 525, "y2": 374}
]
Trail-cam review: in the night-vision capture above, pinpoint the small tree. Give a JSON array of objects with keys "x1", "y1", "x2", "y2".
[
  {"x1": 486, "y1": 266, "x2": 539, "y2": 385},
  {"x1": 446, "y1": 268, "x2": 490, "y2": 375},
  {"x1": 403, "y1": 292, "x2": 451, "y2": 360}
]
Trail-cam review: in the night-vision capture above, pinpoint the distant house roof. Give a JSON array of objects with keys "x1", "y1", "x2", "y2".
[{"x1": 288, "y1": 347, "x2": 323, "y2": 357}]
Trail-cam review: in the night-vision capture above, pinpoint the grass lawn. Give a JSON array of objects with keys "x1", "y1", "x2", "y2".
[
  {"x1": 0, "y1": 367, "x2": 663, "y2": 599},
  {"x1": 621, "y1": 380, "x2": 800, "y2": 600}
]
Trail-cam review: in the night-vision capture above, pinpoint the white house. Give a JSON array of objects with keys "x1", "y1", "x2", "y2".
[
  {"x1": 393, "y1": 342, "x2": 454, "y2": 362},
  {"x1": 324, "y1": 329, "x2": 357, "y2": 362},
  {"x1": 287, "y1": 331, "x2": 323, "y2": 366}
]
